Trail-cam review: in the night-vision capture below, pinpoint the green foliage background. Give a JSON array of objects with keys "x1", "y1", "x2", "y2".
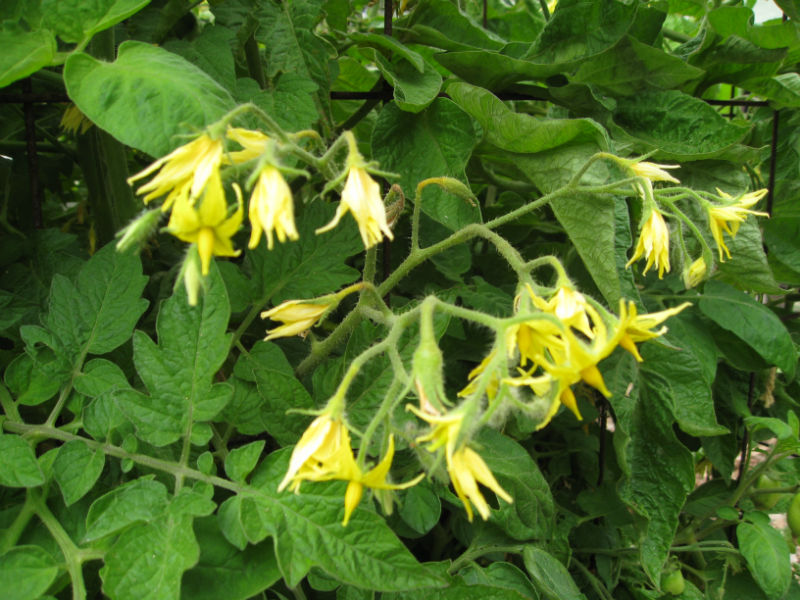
[{"x1": 2, "y1": 0, "x2": 800, "y2": 599}]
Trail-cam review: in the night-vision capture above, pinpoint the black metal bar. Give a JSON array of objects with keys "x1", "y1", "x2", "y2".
[
  {"x1": 384, "y1": 0, "x2": 392, "y2": 35},
  {"x1": 706, "y1": 99, "x2": 769, "y2": 107},
  {"x1": 767, "y1": 110, "x2": 780, "y2": 215},
  {"x1": 22, "y1": 79, "x2": 42, "y2": 228},
  {"x1": 0, "y1": 92, "x2": 70, "y2": 103}
]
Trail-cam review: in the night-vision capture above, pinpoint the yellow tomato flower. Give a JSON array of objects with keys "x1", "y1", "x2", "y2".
[
  {"x1": 628, "y1": 161, "x2": 680, "y2": 184},
  {"x1": 683, "y1": 257, "x2": 707, "y2": 288},
  {"x1": 165, "y1": 171, "x2": 243, "y2": 275},
  {"x1": 626, "y1": 208, "x2": 671, "y2": 278},
  {"x1": 60, "y1": 104, "x2": 92, "y2": 135},
  {"x1": 316, "y1": 165, "x2": 394, "y2": 249},
  {"x1": 708, "y1": 188, "x2": 768, "y2": 261},
  {"x1": 503, "y1": 371, "x2": 563, "y2": 430},
  {"x1": 458, "y1": 352, "x2": 500, "y2": 400},
  {"x1": 279, "y1": 414, "x2": 422, "y2": 525},
  {"x1": 531, "y1": 284, "x2": 595, "y2": 339},
  {"x1": 226, "y1": 127, "x2": 270, "y2": 164},
  {"x1": 407, "y1": 404, "x2": 512, "y2": 521},
  {"x1": 128, "y1": 133, "x2": 223, "y2": 211},
  {"x1": 617, "y1": 300, "x2": 691, "y2": 362},
  {"x1": 261, "y1": 299, "x2": 332, "y2": 340},
  {"x1": 248, "y1": 166, "x2": 299, "y2": 250}
]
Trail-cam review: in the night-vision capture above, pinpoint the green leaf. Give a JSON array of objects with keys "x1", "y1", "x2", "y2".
[
  {"x1": 0, "y1": 546, "x2": 59, "y2": 600},
  {"x1": 181, "y1": 516, "x2": 280, "y2": 600},
  {"x1": 372, "y1": 99, "x2": 479, "y2": 231},
  {"x1": 715, "y1": 218, "x2": 782, "y2": 294},
  {"x1": 4, "y1": 351, "x2": 67, "y2": 407},
  {"x1": 605, "y1": 352, "x2": 696, "y2": 582},
  {"x1": 403, "y1": 0, "x2": 506, "y2": 52},
  {"x1": 447, "y1": 82, "x2": 608, "y2": 153},
  {"x1": 572, "y1": 35, "x2": 705, "y2": 95},
  {"x1": 699, "y1": 281, "x2": 797, "y2": 378},
  {"x1": 235, "y1": 449, "x2": 447, "y2": 591},
  {"x1": 398, "y1": 481, "x2": 441, "y2": 535},
  {"x1": 41, "y1": 0, "x2": 150, "y2": 44},
  {"x1": 737, "y1": 521, "x2": 791, "y2": 599},
  {"x1": 230, "y1": 342, "x2": 315, "y2": 446},
  {"x1": 0, "y1": 434, "x2": 45, "y2": 488},
  {"x1": 0, "y1": 27, "x2": 56, "y2": 89},
  {"x1": 225, "y1": 441, "x2": 266, "y2": 483},
  {"x1": 529, "y1": 0, "x2": 637, "y2": 66},
  {"x1": 64, "y1": 41, "x2": 236, "y2": 157},
  {"x1": 253, "y1": 0, "x2": 334, "y2": 117},
  {"x1": 53, "y1": 440, "x2": 105, "y2": 506},
  {"x1": 245, "y1": 203, "x2": 362, "y2": 305},
  {"x1": 639, "y1": 314, "x2": 727, "y2": 437},
  {"x1": 84, "y1": 478, "x2": 169, "y2": 542},
  {"x1": 101, "y1": 503, "x2": 200, "y2": 600},
  {"x1": 742, "y1": 73, "x2": 800, "y2": 108},
  {"x1": 164, "y1": 26, "x2": 237, "y2": 94},
  {"x1": 386, "y1": 577, "x2": 533, "y2": 600},
  {"x1": 351, "y1": 32, "x2": 425, "y2": 72},
  {"x1": 74, "y1": 358, "x2": 131, "y2": 398},
  {"x1": 522, "y1": 546, "x2": 584, "y2": 600},
  {"x1": 39, "y1": 244, "x2": 148, "y2": 365},
  {"x1": 118, "y1": 265, "x2": 232, "y2": 446},
  {"x1": 612, "y1": 90, "x2": 750, "y2": 159},
  {"x1": 476, "y1": 429, "x2": 554, "y2": 540},
  {"x1": 367, "y1": 50, "x2": 442, "y2": 113},
  {"x1": 235, "y1": 74, "x2": 320, "y2": 132},
  {"x1": 459, "y1": 563, "x2": 539, "y2": 599}
]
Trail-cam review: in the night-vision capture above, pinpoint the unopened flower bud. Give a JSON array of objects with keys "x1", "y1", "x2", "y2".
[{"x1": 115, "y1": 209, "x2": 162, "y2": 253}]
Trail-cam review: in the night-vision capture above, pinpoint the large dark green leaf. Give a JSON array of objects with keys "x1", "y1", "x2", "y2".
[
  {"x1": 605, "y1": 353, "x2": 696, "y2": 582},
  {"x1": 65, "y1": 41, "x2": 236, "y2": 157},
  {"x1": 447, "y1": 82, "x2": 607, "y2": 153},
  {"x1": 612, "y1": 90, "x2": 750, "y2": 159},
  {"x1": 41, "y1": 0, "x2": 150, "y2": 44},
  {"x1": 0, "y1": 27, "x2": 56, "y2": 88},
  {"x1": 699, "y1": 281, "x2": 797, "y2": 378},
  {"x1": 372, "y1": 99, "x2": 479, "y2": 231}
]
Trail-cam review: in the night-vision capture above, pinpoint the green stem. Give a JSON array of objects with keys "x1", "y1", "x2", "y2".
[
  {"x1": 175, "y1": 401, "x2": 194, "y2": 494},
  {"x1": 244, "y1": 35, "x2": 266, "y2": 89},
  {"x1": 0, "y1": 382, "x2": 21, "y2": 422},
  {"x1": 34, "y1": 493, "x2": 87, "y2": 600},
  {"x1": 0, "y1": 490, "x2": 36, "y2": 554},
  {"x1": 448, "y1": 544, "x2": 523, "y2": 573},
  {"x1": 572, "y1": 558, "x2": 615, "y2": 600},
  {"x1": 3, "y1": 421, "x2": 239, "y2": 493}
]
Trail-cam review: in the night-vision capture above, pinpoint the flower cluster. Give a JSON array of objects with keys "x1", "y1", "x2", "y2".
[
  {"x1": 465, "y1": 283, "x2": 690, "y2": 430},
  {"x1": 125, "y1": 125, "x2": 395, "y2": 303},
  {"x1": 621, "y1": 159, "x2": 768, "y2": 283}
]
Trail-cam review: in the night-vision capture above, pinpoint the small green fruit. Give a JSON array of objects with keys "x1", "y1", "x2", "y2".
[
  {"x1": 661, "y1": 570, "x2": 685, "y2": 596},
  {"x1": 787, "y1": 493, "x2": 800, "y2": 537},
  {"x1": 754, "y1": 475, "x2": 783, "y2": 510}
]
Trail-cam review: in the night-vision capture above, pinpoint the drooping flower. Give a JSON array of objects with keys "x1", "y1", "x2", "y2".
[
  {"x1": 628, "y1": 161, "x2": 680, "y2": 184},
  {"x1": 261, "y1": 299, "x2": 333, "y2": 340},
  {"x1": 247, "y1": 166, "x2": 299, "y2": 250},
  {"x1": 683, "y1": 257, "x2": 707, "y2": 288},
  {"x1": 165, "y1": 171, "x2": 243, "y2": 275},
  {"x1": 279, "y1": 414, "x2": 422, "y2": 525},
  {"x1": 708, "y1": 188, "x2": 768, "y2": 261},
  {"x1": 226, "y1": 127, "x2": 270, "y2": 164},
  {"x1": 60, "y1": 104, "x2": 92, "y2": 135},
  {"x1": 617, "y1": 300, "x2": 691, "y2": 362},
  {"x1": 316, "y1": 165, "x2": 394, "y2": 249},
  {"x1": 626, "y1": 207, "x2": 671, "y2": 278},
  {"x1": 407, "y1": 404, "x2": 512, "y2": 521},
  {"x1": 128, "y1": 133, "x2": 223, "y2": 211}
]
